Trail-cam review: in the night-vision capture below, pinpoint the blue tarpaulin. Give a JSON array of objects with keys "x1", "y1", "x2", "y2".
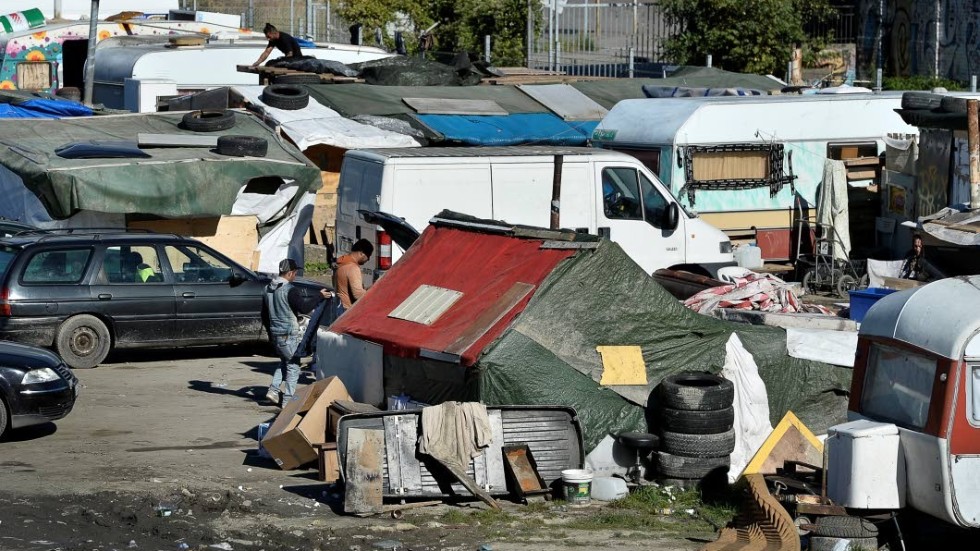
[
  {"x1": 414, "y1": 113, "x2": 599, "y2": 146},
  {"x1": 0, "y1": 98, "x2": 92, "y2": 118}
]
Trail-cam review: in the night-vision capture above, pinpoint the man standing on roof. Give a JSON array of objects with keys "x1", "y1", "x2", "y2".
[
  {"x1": 265, "y1": 258, "x2": 332, "y2": 407},
  {"x1": 333, "y1": 239, "x2": 373, "y2": 310},
  {"x1": 250, "y1": 23, "x2": 303, "y2": 68}
]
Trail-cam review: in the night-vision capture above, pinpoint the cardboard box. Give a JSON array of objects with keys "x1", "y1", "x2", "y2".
[{"x1": 261, "y1": 377, "x2": 351, "y2": 470}]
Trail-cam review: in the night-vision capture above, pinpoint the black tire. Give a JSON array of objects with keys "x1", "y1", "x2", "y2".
[
  {"x1": 660, "y1": 428, "x2": 736, "y2": 457},
  {"x1": 655, "y1": 451, "x2": 729, "y2": 479},
  {"x1": 809, "y1": 536, "x2": 878, "y2": 551},
  {"x1": 901, "y1": 91, "x2": 943, "y2": 110},
  {"x1": 261, "y1": 84, "x2": 310, "y2": 110},
  {"x1": 801, "y1": 269, "x2": 817, "y2": 295},
  {"x1": 0, "y1": 396, "x2": 8, "y2": 440},
  {"x1": 659, "y1": 406, "x2": 734, "y2": 434},
  {"x1": 656, "y1": 372, "x2": 734, "y2": 411},
  {"x1": 56, "y1": 314, "x2": 111, "y2": 369},
  {"x1": 216, "y1": 135, "x2": 268, "y2": 157},
  {"x1": 273, "y1": 73, "x2": 322, "y2": 85},
  {"x1": 939, "y1": 95, "x2": 968, "y2": 114},
  {"x1": 181, "y1": 110, "x2": 236, "y2": 132},
  {"x1": 836, "y1": 274, "x2": 859, "y2": 299},
  {"x1": 56, "y1": 86, "x2": 82, "y2": 102},
  {"x1": 812, "y1": 515, "x2": 880, "y2": 539}
]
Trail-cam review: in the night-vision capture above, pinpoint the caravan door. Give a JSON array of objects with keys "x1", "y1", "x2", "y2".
[{"x1": 594, "y1": 162, "x2": 686, "y2": 273}]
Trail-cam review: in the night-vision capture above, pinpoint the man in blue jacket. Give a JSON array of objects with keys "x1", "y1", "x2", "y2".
[{"x1": 265, "y1": 258, "x2": 331, "y2": 407}]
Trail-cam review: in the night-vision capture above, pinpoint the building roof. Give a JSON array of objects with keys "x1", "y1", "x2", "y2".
[{"x1": 860, "y1": 276, "x2": 980, "y2": 359}]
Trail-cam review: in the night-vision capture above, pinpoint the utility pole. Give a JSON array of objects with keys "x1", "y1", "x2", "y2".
[
  {"x1": 82, "y1": 0, "x2": 99, "y2": 106},
  {"x1": 306, "y1": 1, "x2": 314, "y2": 39}
]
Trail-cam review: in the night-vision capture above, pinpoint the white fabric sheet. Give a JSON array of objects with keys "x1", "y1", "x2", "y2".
[
  {"x1": 866, "y1": 259, "x2": 904, "y2": 288},
  {"x1": 231, "y1": 180, "x2": 299, "y2": 224},
  {"x1": 255, "y1": 191, "x2": 315, "y2": 274},
  {"x1": 786, "y1": 327, "x2": 859, "y2": 367},
  {"x1": 234, "y1": 86, "x2": 420, "y2": 150},
  {"x1": 721, "y1": 333, "x2": 773, "y2": 482},
  {"x1": 817, "y1": 159, "x2": 851, "y2": 261}
]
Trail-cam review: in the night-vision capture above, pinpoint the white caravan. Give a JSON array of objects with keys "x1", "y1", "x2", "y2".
[{"x1": 335, "y1": 146, "x2": 735, "y2": 285}]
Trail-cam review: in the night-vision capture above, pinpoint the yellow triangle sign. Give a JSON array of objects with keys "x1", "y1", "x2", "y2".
[{"x1": 740, "y1": 411, "x2": 823, "y2": 478}]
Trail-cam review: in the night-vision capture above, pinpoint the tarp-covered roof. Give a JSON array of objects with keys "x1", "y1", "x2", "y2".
[
  {"x1": 0, "y1": 110, "x2": 320, "y2": 219},
  {"x1": 305, "y1": 84, "x2": 550, "y2": 118},
  {"x1": 330, "y1": 211, "x2": 852, "y2": 449},
  {"x1": 0, "y1": 91, "x2": 92, "y2": 119},
  {"x1": 415, "y1": 114, "x2": 597, "y2": 146},
  {"x1": 329, "y1": 221, "x2": 579, "y2": 365},
  {"x1": 233, "y1": 86, "x2": 420, "y2": 150}
]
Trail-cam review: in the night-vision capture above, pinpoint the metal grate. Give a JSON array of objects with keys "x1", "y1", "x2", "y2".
[{"x1": 388, "y1": 285, "x2": 463, "y2": 325}]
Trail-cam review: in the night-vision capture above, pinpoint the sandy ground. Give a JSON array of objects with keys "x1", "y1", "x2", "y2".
[{"x1": 0, "y1": 346, "x2": 709, "y2": 551}]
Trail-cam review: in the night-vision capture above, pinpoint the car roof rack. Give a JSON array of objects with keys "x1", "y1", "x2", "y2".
[{"x1": 13, "y1": 228, "x2": 186, "y2": 242}]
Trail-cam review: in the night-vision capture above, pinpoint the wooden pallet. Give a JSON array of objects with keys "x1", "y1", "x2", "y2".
[{"x1": 236, "y1": 64, "x2": 362, "y2": 85}]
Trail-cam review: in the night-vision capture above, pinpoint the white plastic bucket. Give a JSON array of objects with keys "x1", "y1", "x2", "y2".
[{"x1": 561, "y1": 469, "x2": 594, "y2": 505}]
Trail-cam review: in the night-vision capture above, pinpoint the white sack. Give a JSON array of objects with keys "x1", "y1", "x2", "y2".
[
  {"x1": 866, "y1": 259, "x2": 904, "y2": 288},
  {"x1": 721, "y1": 333, "x2": 773, "y2": 482},
  {"x1": 786, "y1": 327, "x2": 858, "y2": 367}
]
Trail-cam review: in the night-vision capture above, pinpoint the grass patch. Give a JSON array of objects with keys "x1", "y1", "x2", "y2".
[
  {"x1": 609, "y1": 484, "x2": 738, "y2": 530},
  {"x1": 565, "y1": 510, "x2": 668, "y2": 531}
]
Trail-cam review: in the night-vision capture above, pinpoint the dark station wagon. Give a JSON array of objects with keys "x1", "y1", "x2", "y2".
[{"x1": 0, "y1": 230, "x2": 325, "y2": 369}]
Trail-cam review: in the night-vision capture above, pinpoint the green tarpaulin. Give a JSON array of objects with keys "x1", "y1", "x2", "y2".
[
  {"x1": 305, "y1": 84, "x2": 550, "y2": 118},
  {"x1": 477, "y1": 240, "x2": 852, "y2": 450},
  {"x1": 0, "y1": 111, "x2": 320, "y2": 219}
]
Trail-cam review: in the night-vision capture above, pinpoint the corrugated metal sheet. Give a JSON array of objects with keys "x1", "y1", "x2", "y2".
[
  {"x1": 518, "y1": 84, "x2": 608, "y2": 121},
  {"x1": 388, "y1": 284, "x2": 463, "y2": 325}
]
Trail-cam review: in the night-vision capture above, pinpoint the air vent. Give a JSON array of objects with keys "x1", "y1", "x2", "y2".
[{"x1": 388, "y1": 284, "x2": 463, "y2": 325}]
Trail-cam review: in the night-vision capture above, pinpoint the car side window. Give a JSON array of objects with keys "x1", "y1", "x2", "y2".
[
  {"x1": 602, "y1": 167, "x2": 643, "y2": 220},
  {"x1": 22, "y1": 248, "x2": 91, "y2": 284},
  {"x1": 164, "y1": 245, "x2": 234, "y2": 284},
  {"x1": 103, "y1": 245, "x2": 164, "y2": 284},
  {"x1": 639, "y1": 172, "x2": 669, "y2": 228}
]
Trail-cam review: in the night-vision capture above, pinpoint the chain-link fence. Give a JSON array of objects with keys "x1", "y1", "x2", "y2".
[{"x1": 186, "y1": 0, "x2": 354, "y2": 44}]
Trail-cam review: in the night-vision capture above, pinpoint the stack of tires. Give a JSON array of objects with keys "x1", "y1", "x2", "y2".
[{"x1": 652, "y1": 372, "x2": 736, "y2": 485}]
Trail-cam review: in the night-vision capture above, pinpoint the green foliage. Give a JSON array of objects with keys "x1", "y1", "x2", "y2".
[
  {"x1": 337, "y1": 0, "x2": 531, "y2": 65},
  {"x1": 303, "y1": 262, "x2": 331, "y2": 275},
  {"x1": 883, "y1": 75, "x2": 965, "y2": 91},
  {"x1": 661, "y1": 0, "x2": 836, "y2": 75}
]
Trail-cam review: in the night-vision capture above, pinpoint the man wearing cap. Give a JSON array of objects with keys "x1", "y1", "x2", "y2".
[{"x1": 265, "y1": 258, "x2": 332, "y2": 407}]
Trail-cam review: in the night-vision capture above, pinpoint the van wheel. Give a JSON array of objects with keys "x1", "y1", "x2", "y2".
[
  {"x1": 181, "y1": 110, "x2": 237, "y2": 132},
  {"x1": 56, "y1": 315, "x2": 111, "y2": 369}
]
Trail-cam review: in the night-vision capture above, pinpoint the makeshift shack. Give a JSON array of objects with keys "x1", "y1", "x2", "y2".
[
  {"x1": 319, "y1": 211, "x2": 851, "y2": 450},
  {"x1": 0, "y1": 110, "x2": 321, "y2": 272}
]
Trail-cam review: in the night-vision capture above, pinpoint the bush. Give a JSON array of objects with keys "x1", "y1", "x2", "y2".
[{"x1": 883, "y1": 75, "x2": 965, "y2": 91}]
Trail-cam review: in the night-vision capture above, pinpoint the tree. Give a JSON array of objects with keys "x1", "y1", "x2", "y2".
[{"x1": 661, "y1": 0, "x2": 835, "y2": 75}]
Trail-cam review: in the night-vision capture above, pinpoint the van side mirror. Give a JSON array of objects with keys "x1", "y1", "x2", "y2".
[{"x1": 663, "y1": 202, "x2": 680, "y2": 230}]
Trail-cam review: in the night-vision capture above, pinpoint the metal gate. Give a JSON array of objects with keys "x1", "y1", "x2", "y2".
[{"x1": 528, "y1": 0, "x2": 678, "y2": 77}]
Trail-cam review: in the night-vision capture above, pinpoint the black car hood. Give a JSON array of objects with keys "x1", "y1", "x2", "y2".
[{"x1": 0, "y1": 340, "x2": 63, "y2": 370}]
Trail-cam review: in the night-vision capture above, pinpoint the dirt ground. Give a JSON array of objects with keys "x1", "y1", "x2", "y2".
[{"x1": 0, "y1": 346, "x2": 711, "y2": 551}]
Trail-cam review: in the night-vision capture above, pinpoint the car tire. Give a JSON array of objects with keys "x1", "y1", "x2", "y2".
[
  {"x1": 659, "y1": 406, "x2": 734, "y2": 434},
  {"x1": 0, "y1": 396, "x2": 8, "y2": 440},
  {"x1": 660, "y1": 428, "x2": 736, "y2": 457},
  {"x1": 655, "y1": 450, "x2": 729, "y2": 479},
  {"x1": 939, "y1": 95, "x2": 968, "y2": 114},
  {"x1": 261, "y1": 84, "x2": 310, "y2": 110},
  {"x1": 656, "y1": 372, "x2": 734, "y2": 411},
  {"x1": 812, "y1": 515, "x2": 880, "y2": 539},
  {"x1": 56, "y1": 314, "x2": 111, "y2": 369},
  {"x1": 216, "y1": 135, "x2": 268, "y2": 157},
  {"x1": 180, "y1": 110, "x2": 237, "y2": 132},
  {"x1": 273, "y1": 73, "x2": 321, "y2": 85},
  {"x1": 809, "y1": 536, "x2": 879, "y2": 551},
  {"x1": 901, "y1": 91, "x2": 943, "y2": 110}
]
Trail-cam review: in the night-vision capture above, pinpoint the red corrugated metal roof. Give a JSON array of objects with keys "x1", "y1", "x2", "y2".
[{"x1": 328, "y1": 224, "x2": 576, "y2": 365}]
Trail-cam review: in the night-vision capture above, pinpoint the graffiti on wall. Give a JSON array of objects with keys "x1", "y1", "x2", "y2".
[
  {"x1": 916, "y1": 128, "x2": 951, "y2": 218},
  {"x1": 858, "y1": 0, "x2": 980, "y2": 82}
]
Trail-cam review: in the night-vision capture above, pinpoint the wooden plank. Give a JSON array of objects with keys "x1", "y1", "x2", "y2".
[
  {"x1": 137, "y1": 133, "x2": 218, "y2": 148},
  {"x1": 846, "y1": 170, "x2": 878, "y2": 180},
  {"x1": 383, "y1": 415, "x2": 423, "y2": 495},
  {"x1": 383, "y1": 416, "x2": 404, "y2": 494},
  {"x1": 843, "y1": 156, "x2": 881, "y2": 167},
  {"x1": 344, "y1": 428, "x2": 385, "y2": 514},
  {"x1": 428, "y1": 456, "x2": 501, "y2": 510},
  {"x1": 486, "y1": 410, "x2": 507, "y2": 493},
  {"x1": 926, "y1": 219, "x2": 980, "y2": 233},
  {"x1": 403, "y1": 97, "x2": 508, "y2": 116},
  {"x1": 443, "y1": 282, "x2": 535, "y2": 356}
]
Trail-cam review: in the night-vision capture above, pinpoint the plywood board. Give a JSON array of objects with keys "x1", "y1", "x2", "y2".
[
  {"x1": 692, "y1": 150, "x2": 769, "y2": 181},
  {"x1": 17, "y1": 62, "x2": 50, "y2": 90},
  {"x1": 596, "y1": 345, "x2": 648, "y2": 386},
  {"x1": 128, "y1": 215, "x2": 258, "y2": 269},
  {"x1": 403, "y1": 97, "x2": 508, "y2": 116},
  {"x1": 741, "y1": 411, "x2": 823, "y2": 477},
  {"x1": 383, "y1": 415, "x2": 422, "y2": 495},
  {"x1": 137, "y1": 133, "x2": 218, "y2": 148},
  {"x1": 444, "y1": 282, "x2": 535, "y2": 355},
  {"x1": 310, "y1": 171, "x2": 339, "y2": 245},
  {"x1": 344, "y1": 428, "x2": 385, "y2": 514}
]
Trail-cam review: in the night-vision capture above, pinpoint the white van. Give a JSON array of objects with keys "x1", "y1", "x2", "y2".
[{"x1": 336, "y1": 147, "x2": 734, "y2": 284}]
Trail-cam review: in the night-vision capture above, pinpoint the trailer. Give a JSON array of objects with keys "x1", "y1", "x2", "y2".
[{"x1": 591, "y1": 93, "x2": 919, "y2": 259}]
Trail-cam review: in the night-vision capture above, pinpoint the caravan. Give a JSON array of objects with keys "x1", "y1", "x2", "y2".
[{"x1": 592, "y1": 94, "x2": 919, "y2": 260}]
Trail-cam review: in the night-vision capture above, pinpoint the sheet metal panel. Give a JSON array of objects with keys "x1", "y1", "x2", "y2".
[{"x1": 518, "y1": 84, "x2": 608, "y2": 121}]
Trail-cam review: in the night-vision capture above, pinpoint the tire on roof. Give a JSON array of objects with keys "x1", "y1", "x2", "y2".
[
  {"x1": 181, "y1": 110, "x2": 237, "y2": 132},
  {"x1": 273, "y1": 73, "x2": 321, "y2": 85},
  {"x1": 216, "y1": 135, "x2": 268, "y2": 157},
  {"x1": 261, "y1": 84, "x2": 310, "y2": 110}
]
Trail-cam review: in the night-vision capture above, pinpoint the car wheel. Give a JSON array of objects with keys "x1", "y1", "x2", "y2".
[
  {"x1": 0, "y1": 395, "x2": 8, "y2": 440},
  {"x1": 216, "y1": 135, "x2": 268, "y2": 157},
  {"x1": 261, "y1": 84, "x2": 310, "y2": 110},
  {"x1": 56, "y1": 315, "x2": 111, "y2": 369},
  {"x1": 180, "y1": 110, "x2": 237, "y2": 132},
  {"x1": 660, "y1": 428, "x2": 737, "y2": 457}
]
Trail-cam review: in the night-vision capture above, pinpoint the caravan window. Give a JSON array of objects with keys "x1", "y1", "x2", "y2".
[
  {"x1": 860, "y1": 343, "x2": 937, "y2": 430},
  {"x1": 17, "y1": 62, "x2": 52, "y2": 91},
  {"x1": 602, "y1": 167, "x2": 643, "y2": 220}
]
